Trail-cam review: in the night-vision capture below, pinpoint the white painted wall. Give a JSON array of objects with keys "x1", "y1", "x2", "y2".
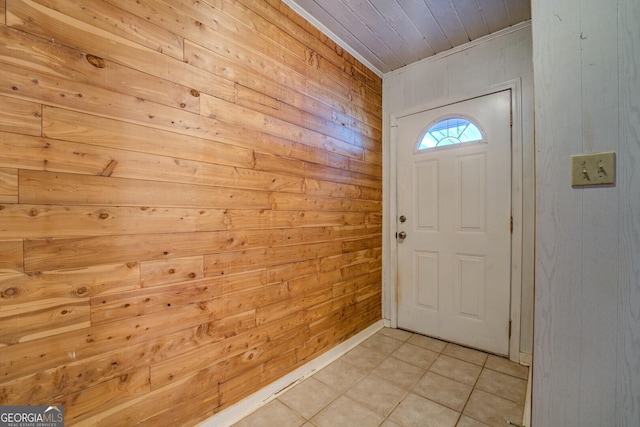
[
  {"x1": 382, "y1": 23, "x2": 535, "y2": 357},
  {"x1": 532, "y1": 0, "x2": 640, "y2": 425}
]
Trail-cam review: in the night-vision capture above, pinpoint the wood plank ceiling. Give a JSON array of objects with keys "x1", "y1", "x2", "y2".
[{"x1": 285, "y1": 0, "x2": 531, "y2": 74}]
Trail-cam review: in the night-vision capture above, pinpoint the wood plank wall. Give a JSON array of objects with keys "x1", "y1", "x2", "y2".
[{"x1": 0, "y1": 0, "x2": 382, "y2": 425}]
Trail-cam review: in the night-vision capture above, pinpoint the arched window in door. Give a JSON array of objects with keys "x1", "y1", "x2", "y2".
[{"x1": 417, "y1": 116, "x2": 485, "y2": 150}]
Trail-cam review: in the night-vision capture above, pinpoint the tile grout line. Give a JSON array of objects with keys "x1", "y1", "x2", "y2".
[
  {"x1": 457, "y1": 357, "x2": 489, "y2": 426},
  {"x1": 279, "y1": 332, "x2": 412, "y2": 425},
  {"x1": 380, "y1": 339, "x2": 439, "y2": 426},
  {"x1": 237, "y1": 329, "x2": 528, "y2": 427},
  {"x1": 344, "y1": 332, "x2": 417, "y2": 426}
]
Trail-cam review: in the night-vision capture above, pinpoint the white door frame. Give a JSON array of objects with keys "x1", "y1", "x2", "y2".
[{"x1": 387, "y1": 80, "x2": 525, "y2": 362}]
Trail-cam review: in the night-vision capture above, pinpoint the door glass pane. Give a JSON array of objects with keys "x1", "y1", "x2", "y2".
[{"x1": 418, "y1": 117, "x2": 484, "y2": 150}]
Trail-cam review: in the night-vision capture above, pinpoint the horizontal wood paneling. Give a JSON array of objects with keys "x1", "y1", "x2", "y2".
[
  {"x1": 204, "y1": 241, "x2": 344, "y2": 276},
  {"x1": 6, "y1": 0, "x2": 235, "y2": 102},
  {"x1": 0, "y1": 262, "x2": 140, "y2": 308},
  {"x1": 0, "y1": 204, "x2": 377, "y2": 240},
  {"x1": 57, "y1": 366, "x2": 151, "y2": 423},
  {"x1": 0, "y1": 168, "x2": 18, "y2": 203},
  {"x1": 0, "y1": 300, "x2": 90, "y2": 345},
  {"x1": 0, "y1": 95, "x2": 41, "y2": 136},
  {"x1": 0, "y1": 240, "x2": 23, "y2": 272},
  {"x1": 0, "y1": 22, "x2": 198, "y2": 114},
  {"x1": 19, "y1": 170, "x2": 272, "y2": 209},
  {"x1": 139, "y1": 256, "x2": 205, "y2": 288},
  {"x1": 259, "y1": 0, "x2": 382, "y2": 95},
  {"x1": 31, "y1": 0, "x2": 184, "y2": 60},
  {"x1": 0, "y1": 0, "x2": 381, "y2": 424},
  {"x1": 23, "y1": 225, "x2": 380, "y2": 272},
  {"x1": 0, "y1": 204, "x2": 226, "y2": 239}
]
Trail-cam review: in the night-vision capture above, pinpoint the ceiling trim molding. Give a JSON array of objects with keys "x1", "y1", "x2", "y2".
[
  {"x1": 385, "y1": 20, "x2": 532, "y2": 78},
  {"x1": 282, "y1": 0, "x2": 385, "y2": 77}
]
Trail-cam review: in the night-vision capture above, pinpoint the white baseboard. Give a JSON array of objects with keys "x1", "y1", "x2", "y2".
[{"x1": 199, "y1": 320, "x2": 385, "y2": 427}]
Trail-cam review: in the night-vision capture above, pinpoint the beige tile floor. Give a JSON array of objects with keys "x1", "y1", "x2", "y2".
[{"x1": 232, "y1": 327, "x2": 529, "y2": 427}]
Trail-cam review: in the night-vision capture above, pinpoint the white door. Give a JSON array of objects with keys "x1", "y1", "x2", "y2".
[{"x1": 396, "y1": 90, "x2": 512, "y2": 355}]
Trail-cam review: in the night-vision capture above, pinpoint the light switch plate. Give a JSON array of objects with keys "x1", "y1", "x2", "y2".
[{"x1": 571, "y1": 151, "x2": 616, "y2": 186}]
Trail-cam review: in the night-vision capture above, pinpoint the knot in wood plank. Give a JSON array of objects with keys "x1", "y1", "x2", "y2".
[{"x1": 86, "y1": 54, "x2": 106, "y2": 68}]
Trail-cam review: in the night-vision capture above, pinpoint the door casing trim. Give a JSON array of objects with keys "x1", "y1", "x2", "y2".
[{"x1": 386, "y1": 79, "x2": 525, "y2": 362}]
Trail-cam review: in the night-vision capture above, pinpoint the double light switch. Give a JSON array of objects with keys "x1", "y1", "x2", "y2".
[{"x1": 570, "y1": 151, "x2": 616, "y2": 187}]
